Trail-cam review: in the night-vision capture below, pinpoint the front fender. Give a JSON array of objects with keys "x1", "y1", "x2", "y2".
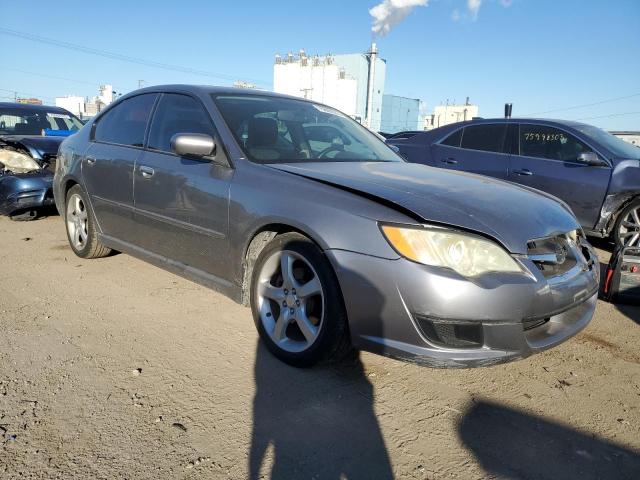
[{"x1": 226, "y1": 162, "x2": 412, "y2": 286}]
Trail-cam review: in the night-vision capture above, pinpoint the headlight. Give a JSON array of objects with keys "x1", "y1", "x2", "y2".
[
  {"x1": 0, "y1": 149, "x2": 41, "y2": 173},
  {"x1": 381, "y1": 224, "x2": 522, "y2": 277}
]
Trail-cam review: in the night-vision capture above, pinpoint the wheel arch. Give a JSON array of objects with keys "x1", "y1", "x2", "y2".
[
  {"x1": 610, "y1": 194, "x2": 640, "y2": 242},
  {"x1": 240, "y1": 222, "x2": 327, "y2": 306}
]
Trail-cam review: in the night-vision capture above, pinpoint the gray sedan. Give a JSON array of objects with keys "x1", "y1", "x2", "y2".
[{"x1": 53, "y1": 86, "x2": 599, "y2": 367}]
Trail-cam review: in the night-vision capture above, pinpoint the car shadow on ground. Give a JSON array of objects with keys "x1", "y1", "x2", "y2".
[
  {"x1": 248, "y1": 254, "x2": 393, "y2": 479},
  {"x1": 458, "y1": 400, "x2": 640, "y2": 480},
  {"x1": 248, "y1": 344, "x2": 393, "y2": 479}
]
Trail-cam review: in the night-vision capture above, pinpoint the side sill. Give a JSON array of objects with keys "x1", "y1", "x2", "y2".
[{"x1": 99, "y1": 233, "x2": 243, "y2": 304}]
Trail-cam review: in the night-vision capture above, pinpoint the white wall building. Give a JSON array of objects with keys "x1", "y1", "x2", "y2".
[
  {"x1": 426, "y1": 101, "x2": 479, "y2": 129},
  {"x1": 273, "y1": 45, "x2": 386, "y2": 131},
  {"x1": 55, "y1": 84, "x2": 114, "y2": 119},
  {"x1": 55, "y1": 96, "x2": 87, "y2": 117}
]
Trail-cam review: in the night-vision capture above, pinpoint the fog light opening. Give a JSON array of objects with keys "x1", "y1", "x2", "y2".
[{"x1": 415, "y1": 315, "x2": 484, "y2": 349}]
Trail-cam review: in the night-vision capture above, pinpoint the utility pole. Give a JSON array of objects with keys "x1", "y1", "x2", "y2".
[{"x1": 138, "y1": 80, "x2": 145, "y2": 89}]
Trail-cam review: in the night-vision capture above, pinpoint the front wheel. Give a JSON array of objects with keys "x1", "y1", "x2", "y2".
[
  {"x1": 614, "y1": 199, "x2": 640, "y2": 247},
  {"x1": 65, "y1": 185, "x2": 111, "y2": 259},
  {"x1": 250, "y1": 233, "x2": 351, "y2": 367}
]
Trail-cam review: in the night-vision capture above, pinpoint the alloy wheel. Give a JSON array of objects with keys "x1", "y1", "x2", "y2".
[
  {"x1": 66, "y1": 193, "x2": 89, "y2": 250},
  {"x1": 256, "y1": 250, "x2": 325, "y2": 353},
  {"x1": 618, "y1": 206, "x2": 640, "y2": 247}
]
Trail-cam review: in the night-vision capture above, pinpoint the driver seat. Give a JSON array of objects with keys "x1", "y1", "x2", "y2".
[{"x1": 247, "y1": 117, "x2": 280, "y2": 161}]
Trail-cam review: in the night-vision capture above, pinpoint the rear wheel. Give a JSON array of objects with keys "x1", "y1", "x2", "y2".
[
  {"x1": 65, "y1": 185, "x2": 111, "y2": 258},
  {"x1": 614, "y1": 199, "x2": 640, "y2": 247},
  {"x1": 250, "y1": 233, "x2": 351, "y2": 367}
]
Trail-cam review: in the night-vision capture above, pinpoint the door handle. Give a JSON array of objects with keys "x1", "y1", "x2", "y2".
[
  {"x1": 513, "y1": 169, "x2": 533, "y2": 176},
  {"x1": 139, "y1": 165, "x2": 155, "y2": 178},
  {"x1": 440, "y1": 158, "x2": 458, "y2": 165},
  {"x1": 86, "y1": 157, "x2": 96, "y2": 165}
]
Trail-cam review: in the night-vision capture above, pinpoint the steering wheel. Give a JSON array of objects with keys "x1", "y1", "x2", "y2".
[{"x1": 317, "y1": 144, "x2": 344, "y2": 159}]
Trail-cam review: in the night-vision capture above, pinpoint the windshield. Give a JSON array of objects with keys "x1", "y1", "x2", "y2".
[
  {"x1": 0, "y1": 107, "x2": 83, "y2": 135},
  {"x1": 212, "y1": 94, "x2": 402, "y2": 164},
  {"x1": 573, "y1": 124, "x2": 640, "y2": 160}
]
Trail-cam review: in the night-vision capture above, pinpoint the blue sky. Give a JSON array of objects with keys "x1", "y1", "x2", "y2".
[{"x1": 1, "y1": 0, "x2": 639, "y2": 130}]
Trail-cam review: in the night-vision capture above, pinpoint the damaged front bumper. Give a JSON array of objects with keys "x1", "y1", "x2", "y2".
[
  {"x1": 0, "y1": 170, "x2": 55, "y2": 216},
  {"x1": 326, "y1": 236, "x2": 599, "y2": 368}
]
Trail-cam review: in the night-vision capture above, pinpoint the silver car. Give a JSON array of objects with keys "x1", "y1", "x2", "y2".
[{"x1": 53, "y1": 86, "x2": 599, "y2": 367}]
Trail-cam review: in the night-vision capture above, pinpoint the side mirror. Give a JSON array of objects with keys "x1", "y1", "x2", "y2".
[
  {"x1": 388, "y1": 144, "x2": 400, "y2": 153},
  {"x1": 170, "y1": 133, "x2": 215, "y2": 158},
  {"x1": 577, "y1": 151, "x2": 606, "y2": 166}
]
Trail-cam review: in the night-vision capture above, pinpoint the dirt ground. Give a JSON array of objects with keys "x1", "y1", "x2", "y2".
[{"x1": 0, "y1": 215, "x2": 638, "y2": 479}]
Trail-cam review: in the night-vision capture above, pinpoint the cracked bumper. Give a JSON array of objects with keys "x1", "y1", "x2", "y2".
[
  {"x1": 326, "y1": 241, "x2": 599, "y2": 368},
  {"x1": 0, "y1": 171, "x2": 55, "y2": 216}
]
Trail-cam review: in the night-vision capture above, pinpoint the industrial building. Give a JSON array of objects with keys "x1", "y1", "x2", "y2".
[
  {"x1": 55, "y1": 84, "x2": 115, "y2": 119},
  {"x1": 380, "y1": 95, "x2": 424, "y2": 134},
  {"x1": 273, "y1": 44, "x2": 386, "y2": 131},
  {"x1": 426, "y1": 99, "x2": 479, "y2": 129}
]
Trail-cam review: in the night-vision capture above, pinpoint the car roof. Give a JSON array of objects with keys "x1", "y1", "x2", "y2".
[
  {"x1": 0, "y1": 102, "x2": 71, "y2": 113},
  {"x1": 439, "y1": 117, "x2": 593, "y2": 129},
  {"x1": 124, "y1": 84, "x2": 308, "y2": 103}
]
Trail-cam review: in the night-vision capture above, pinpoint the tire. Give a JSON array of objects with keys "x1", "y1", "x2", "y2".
[
  {"x1": 613, "y1": 198, "x2": 640, "y2": 248},
  {"x1": 65, "y1": 185, "x2": 111, "y2": 259},
  {"x1": 250, "y1": 232, "x2": 352, "y2": 367}
]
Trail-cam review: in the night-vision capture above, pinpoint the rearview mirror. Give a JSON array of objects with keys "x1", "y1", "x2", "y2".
[
  {"x1": 170, "y1": 133, "x2": 215, "y2": 158},
  {"x1": 576, "y1": 151, "x2": 606, "y2": 166}
]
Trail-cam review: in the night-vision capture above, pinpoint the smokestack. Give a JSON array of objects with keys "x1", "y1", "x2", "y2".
[
  {"x1": 365, "y1": 42, "x2": 378, "y2": 129},
  {"x1": 504, "y1": 103, "x2": 513, "y2": 118}
]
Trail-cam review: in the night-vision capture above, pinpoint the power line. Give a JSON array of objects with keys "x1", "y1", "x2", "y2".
[
  {"x1": 524, "y1": 92, "x2": 640, "y2": 116},
  {"x1": 0, "y1": 27, "x2": 271, "y2": 87},
  {"x1": 0, "y1": 87, "x2": 55, "y2": 103},
  {"x1": 574, "y1": 111, "x2": 640, "y2": 121},
  {"x1": 3, "y1": 67, "x2": 134, "y2": 92}
]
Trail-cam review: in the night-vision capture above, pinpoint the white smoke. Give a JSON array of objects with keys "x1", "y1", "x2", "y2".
[
  {"x1": 467, "y1": 0, "x2": 482, "y2": 21},
  {"x1": 369, "y1": 0, "x2": 429, "y2": 37}
]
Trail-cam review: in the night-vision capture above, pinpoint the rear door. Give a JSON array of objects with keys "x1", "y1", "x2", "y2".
[
  {"x1": 508, "y1": 123, "x2": 611, "y2": 228},
  {"x1": 431, "y1": 124, "x2": 510, "y2": 179},
  {"x1": 133, "y1": 93, "x2": 233, "y2": 279},
  {"x1": 429, "y1": 127, "x2": 464, "y2": 171},
  {"x1": 82, "y1": 93, "x2": 157, "y2": 241}
]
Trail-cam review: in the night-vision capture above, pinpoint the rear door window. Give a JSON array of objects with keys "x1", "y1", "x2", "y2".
[
  {"x1": 440, "y1": 128, "x2": 462, "y2": 147},
  {"x1": 460, "y1": 124, "x2": 507, "y2": 153},
  {"x1": 147, "y1": 94, "x2": 217, "y2": 153},
  {"x1": 519, "y1": 124, "x2": 590, "y2": 161},
  {"x1": 93, "y1": 93, "x2": 157, "y2": 147}
]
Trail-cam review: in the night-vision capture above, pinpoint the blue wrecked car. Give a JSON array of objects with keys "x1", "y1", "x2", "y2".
[{"x1": 0, "y1": 102, "x2": 83, "y2": 220}]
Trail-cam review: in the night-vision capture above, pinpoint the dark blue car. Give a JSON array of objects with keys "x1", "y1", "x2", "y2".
[
  {"x1": 388, "y1": 118, "x2": 640, "y2": 247},
  {"x1": 0, "y1": 103, "x2": 82, "y2": 220}
]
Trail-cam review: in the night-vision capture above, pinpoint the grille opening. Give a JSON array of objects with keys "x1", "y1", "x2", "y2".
[
  {"x1": 527, "y1": 235, "x2": 577, "y2": 278},
  {"x1": 415, "y1": 316, "x2": 483, "y2": 349}
]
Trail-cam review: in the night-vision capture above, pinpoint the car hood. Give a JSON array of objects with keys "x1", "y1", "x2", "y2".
[
  {"x1": 269, "y1": 162, "x2": 579, "y2": 254},
  {"x1": 0, "y1": 135, "x2": 65, "y2": 159}
]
